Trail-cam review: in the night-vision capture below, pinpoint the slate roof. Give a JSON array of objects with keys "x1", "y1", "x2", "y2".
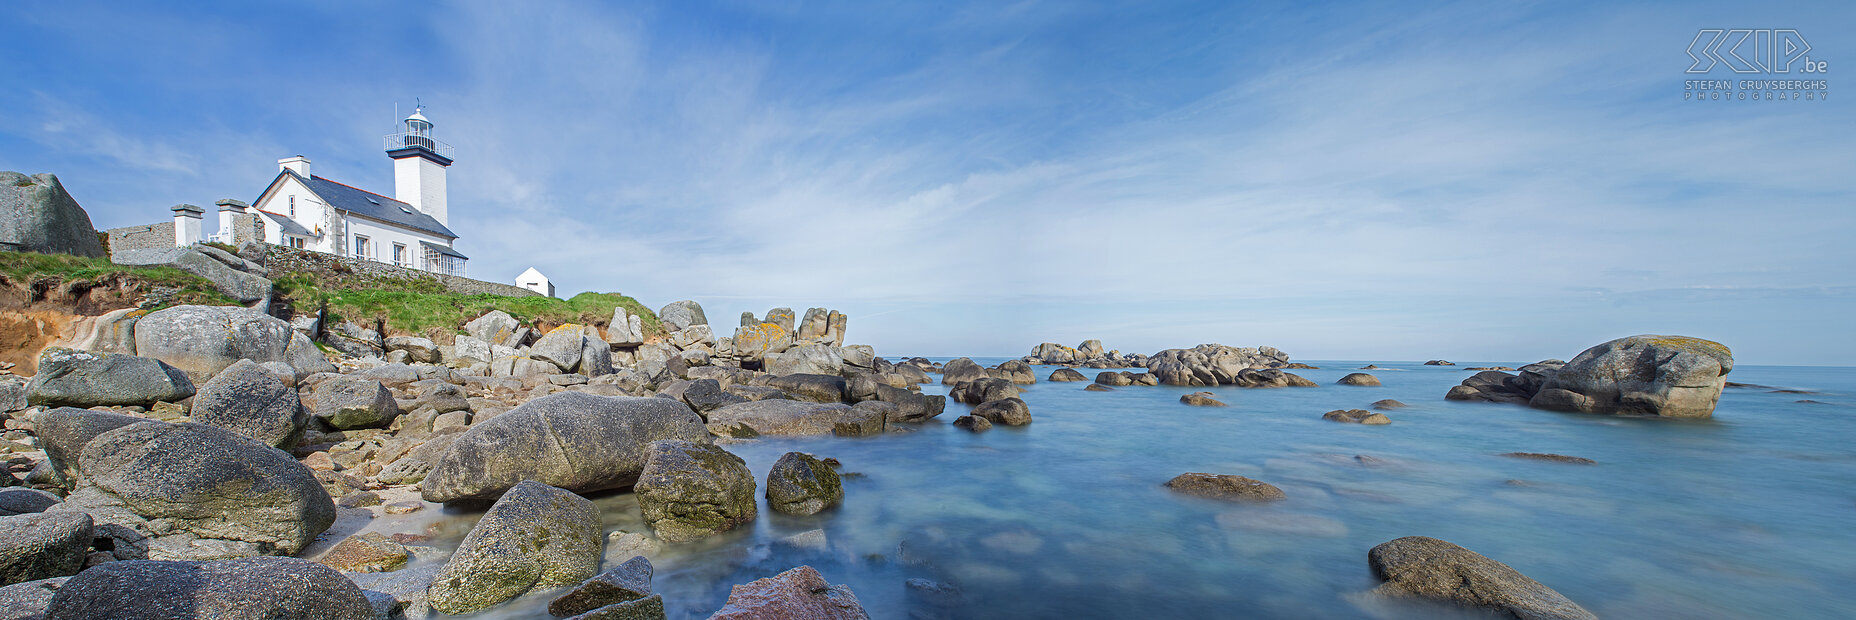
[
  {"x1": 421, "y1": 240, "x2": 468, "y2": 259},
  {"x1": 255, "y1": 210, "x2": 311, "y2": 237},
  {"x1": 283, "y1": 170, "x2": 457, "y2": 239}
]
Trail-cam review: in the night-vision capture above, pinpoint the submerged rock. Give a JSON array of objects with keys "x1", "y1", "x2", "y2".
[
  {"x1": 428, "y1": 481, "x2": 602, "y2": 615},
  {"x1": 710, "y1": 565, "x2": 869, "y2": 620},
  {"x1": 635, "y1": 441, "x2": 757, "y2": 543},
  {"x1": 1365, "y1": 536, "x2": 1596, "y2": 620},
  {"x1": 953, "y1": 415, "x2": 992, "y2": 432},
  {"x1": 1500, "y1": 453, "x2": 1596, "y2": 465},
  {"x1": 1179, "y1": 392, "x2": 1227, "y2": 407},
  {"x1": 1323, "y1": 409, "x2": 1391, "y2": 425},
  {"x1": 46, "y1": 556, "x2": 374, "y2": 619},
  {"x1": 1370, "y1": 399, "x2": 1408, "y2": 410},
  {"x1": 549, "y1": 555, "x2": 654, "y2": 617},
  {"x1": 766, "y1": 452, "x2": 843, "y2": 516},
  {"x1": 422, "y1": 392, "x2": 709, "y2": 503},
  {"x1": 1163, "y1": 473, "x2": 1285, "y2": 502},
  {"x1": 315, "y1": 532, "x2": 408, "y2": 574}
]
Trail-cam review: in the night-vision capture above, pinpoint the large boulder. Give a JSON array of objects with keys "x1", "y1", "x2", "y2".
[
  {"x1": 1048, "y1": 367, "x2": 1087, "y2": 382},
  {"x1": 1162, "y1": 473, "x2": 1285, "y2": 502},
  {"x1": 1232, "y1": 368, "x2": 1317, "y2": 388},
  {"x1": 34, "y1": 408, "x2": 146, "y2": 485},
  {"x1": 763, "y1": 374, "x2": 847, "y2": 403},
  {"x1": 606, "y1": 309, "x2": 645, "y2": 347},
  {"x1": 548, "y1": 555, "x2": 654, "y2": 617},
  {"x1": 658, "y1": 300, "x2": 707, "y2": 332},
  {"x1": 950, "y1": 378, "x2": 1019, "y2": 404},
  {"x1": 635, "y1": 440, "x2": 756, "y2": 543},
  {"x1": 766, "y1": 452, "x2": 843, "y2": 516},
  {"x1": 422, "y1": 392, "x2": 710, "y2": 503},
  {"x1": 382, "y1": 336, "x2": 439, "y2": 364},
  {"x1": 764, "y1": 345, "x2": 844, "y2": 376},
  {"x1": 132, "y1": 305, "x2": 294, "y2": 381},
  {"x1": 706, "y1": 400, "x2": 853, "y2": 437},
  {"x1": 1529, "y1": 335, "x2": 1733, "y2": 418},
  {"x1": 0, "y1": 512, "x2": 91, "y2": 586},
  {"x1": 44, "y1": 556, "x2": 375, "y2": 620},
  {"x1": 52, "y1": 421, "x2": 334, "y2": 558},
  {"x1": 874, "y1": 384, "x2": 944, "y2": 423},
  {"x1": 427, "y1": 481, "x2": 603, "y2": 615},
  {"x1": 1029, "y1": 342, "x2": 1079, "y2": 364},
  {"x1": 1145, "y1": 344, "x2": 1290, "y2": 386},
  {"x1": 283, "y1": 332, "x2": 337, "y2": 378},
  {"x1": 25, "y1": 348, "x2": 194, "y2": 408},
  {"x1": 940, "y1": 358, "x2": 987, "y2": 385},
  {"x1": 306, "y1": 376, "x2": 399, "y2": 430},
  {"x1": 0, "y1": 172, "x2": 105, "y2": 258},
  {"x1": 972, "y1": 398, "x2": 1033, "y2": 426},
  {"x1": 464, "y1": 310, "x2": 524, "y2": 347},
  {"x1": 189, "y1": 359, "x2": 306, "y2": 449},
  {"x1": 112, "y1": 248, "x2": 271, "y2": 304},
  {"x1": 710, "y1": 565, "x2": 869, "y2": 620},
  {"x1": 0, "y1": 577, "x2": 65, "y2": 620},
  {"x1": 734, "y1": 323, "x2": 795, "y2": 362},
  {"x1": 1366, "y1": 536, "x2": 1596, "y2": 620},
  {"x1": 530, "y1": 324, "x2": 587, "y2": 372}
]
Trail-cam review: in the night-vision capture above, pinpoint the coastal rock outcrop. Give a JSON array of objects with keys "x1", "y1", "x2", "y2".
[
  {"x1": 0, "y1": 172, "x2": 106, "y2": 257},
  {"x1": 1145, "y1": 344, "x2": 1291, "y2": 386},
  {"x1": 1365, "y1": 536, "x2": 1596, "y2": 620},
  {"x1": 710, "y1": 565, "x2": 869, "y2": 620},
  {"x1": 45, "y1": 556, "x2": 375, "y2": 620},
  {"x1": 766, "y1": 452, "x2": 843, "y2": 516},
  {"x1": 25, "y1": 348, "x2": 195, "y2": 408},
  {"x1": 1528, "y1": 335, "x2": 1732, "y2": 418},
  {"x1": 428, "y1": 481, "x2": 603, "y2": 615},
  {"x1": 422, "y1": 392, "x2": 710, "y2": 503},
  {"x1": 635, "y1": 440, "x2": 757, "y2": 543},
  {"x1": 705, "y1": 400, "x2": 853, "y2": 436}
]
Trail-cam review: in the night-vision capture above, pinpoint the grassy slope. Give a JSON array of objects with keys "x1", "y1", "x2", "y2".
[
  {"x1": 0, "y1": 250, "x2": 237, "y2": 308},
  {"x1": 272, "y1": 272, "x2": 661, "y2": 339}
]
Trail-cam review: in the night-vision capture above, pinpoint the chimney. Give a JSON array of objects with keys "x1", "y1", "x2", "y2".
[
  {"x1": 216, "y1": 198, "x2": 248, "y2": 242},
  {"x1": 171, "y1": 204, "x2": 204, "y2": 247},
  {"x1": 278, "y1": 155, "x2": 311, "y2": 177}
]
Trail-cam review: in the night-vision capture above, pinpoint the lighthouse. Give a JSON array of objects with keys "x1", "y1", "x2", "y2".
[{"x1": 385, "y1": 105, "x2": 453, "y2": 227}]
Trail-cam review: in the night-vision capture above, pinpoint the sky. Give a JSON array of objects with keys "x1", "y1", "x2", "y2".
[{"x1": 2, "y1": 1, "x2": 1851, "y2": 364}]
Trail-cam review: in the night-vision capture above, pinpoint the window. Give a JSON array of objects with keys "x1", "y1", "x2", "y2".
[
  {"x1": 354, "y1": 235, "x2": 370, "y2": 258},
  {"x1": 288, "y1": 196, "x2": 295, "y2": 217},
  {"x1": 289, "y1": 237, "x2": 305, "y2": 249},
  {"x1": 392, "y1": 243, "x2": 406, "y2": 266}
]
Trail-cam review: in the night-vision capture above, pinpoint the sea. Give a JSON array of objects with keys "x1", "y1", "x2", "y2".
[{"x1": 423, "y1": 358, "x2": 1856, "y2": 619}]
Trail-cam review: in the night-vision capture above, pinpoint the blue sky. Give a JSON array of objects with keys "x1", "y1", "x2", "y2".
[{"x1": 3, "y1": 1, "x2": 1851, "y2": 364}]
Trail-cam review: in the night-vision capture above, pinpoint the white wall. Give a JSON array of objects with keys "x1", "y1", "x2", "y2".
[
  {"x1": 394, "y1": 156, "x2": 449, "y2": 227},
  {"x1": 343, "y1": 215, "x2": 454, "y2": 270},
  {"x1": 252, "y1": 174, "x2": 335, "y2": 252}
]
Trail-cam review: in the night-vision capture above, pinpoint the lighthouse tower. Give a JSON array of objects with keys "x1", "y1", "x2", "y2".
[{"x1": 385, "y1": 105, "x2": 453, "y2": 226}]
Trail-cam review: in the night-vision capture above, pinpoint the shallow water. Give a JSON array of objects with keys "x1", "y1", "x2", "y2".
[{"x1": 421, "y1": 360, "x2": 1856, "y2": 619}]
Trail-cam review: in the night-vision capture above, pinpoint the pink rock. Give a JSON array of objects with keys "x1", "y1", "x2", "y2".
[{"x1": 709, "y1": 565, "x2": 868, "y2": 620}]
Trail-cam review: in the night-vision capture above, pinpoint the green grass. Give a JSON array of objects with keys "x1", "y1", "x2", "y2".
[
  {"x1": 0, "y1": 250, "x2": 237, "y2": 308},
  {"x1": 273, "y1": 271, "x2": 659, "y2": 340}
]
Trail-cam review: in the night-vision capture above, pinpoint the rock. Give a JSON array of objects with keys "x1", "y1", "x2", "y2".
[
  {"x1": 1094, "y1": 371, "x2": 1132, "y2": 387},
  {"x1": 950, "y1": 378, "x2": 1019, "y2": 405},
  {"x1": 422, "y1": 392, "x2": 710, "y2": 503},
  {"x1": 25, "y1": 348, "x2": 194, "y2": 409},
  {"x1": 1162, "y1": 473, "x2": 1286, "y2": 502},
  {"x1": 607, "y1": 309, "x2": 645, "y2": 347},
  {"x1": 45, "y1": 556, "x2": 375, "y2": 620},
  {"x1": 1424, "y1": 360, "x2": 1456, "y2": 366},
  {"x1": 383, "y1": 337, "x2": 439, "y2": 363},
  {"x1": 668, "y1": 325, "x2": 715, "y2": 350},
  {"x1": 34, "y1": 408, "x2": 145, "y2": 484},
  {"x1": 54, "y1": 421, "x2": 334, "y2": 558},
  {"x1": 451, "y1": 334, "x2": 495, "y2": 363},
  {"x1": 1366, "y1": 536, "x2": 1597, "y2": 620},
  {"x1": 0, "y1": 172, "x2": 105, "y2": 257},
  {"x1": 1029, "y1": 343, "x2": 1080, "y2": 364},
  {"x1": 1048, "y1": 368, "x2": 1086, "y2": 382},
  {"x1": 1500, "y1": 453, "x2": 1596, "y2": 465},
  {"x1": 1528, "y1": 335, "x2": 1733, "y2": 418},
  {"x1": 1145, "y1": 344, "x2": 1291, "y2": 386},
  {"x1": 113, "y1": 247, "x2": 272, "y2": 304},
  {"x1": 734, "y1": 323, "x2": 795, "y2": 362},
  {"x1": 1078, "y1": 339, "x2": 1105, "y2": 359},
  {"x1": 465, "y1": 310, "x2": 524, "y2": 347},
  {"x1": 428, "y1": 481, "x2": 602, "y2": 615},
  {"x1": 580, "y1": 328, "x2": 615, "y2": 377},
  {"x1": 795, "y1": 308, "x2": 829, "y2": 341},
  {"x1": 1179, "y1": 392, "x2": 1227, "y2": 407},
  {"x1": 833, "y1": 401, "x2": 888, "y2": 437},
  {"x1": 824, "y1": 311, "x2": 847, "y2": 347},
  {"x1": 766, "y1": 452, "x2": 843, "y2": 516},
  {"x1": 1371, "y1": 399, "x2": 1408, "y2": 410},
  {"x1": 940, "y1": 358, "x2": 987, "y2": 385},
  {"x1": 132, "y1": 305, "x2": 295, "y2": 381},
  {"x1": 1084, "y1": 383, "x2": 1113, "y2": 392},
  {"x1": 710, "y1": 565, "x2": 869, "y2": 620},
  {"x1": 681, "y1": 379, "x2": 745, "y2": 414},
  {"x1": 706, "y1": 400, "x2": 853, "y2": 437},
  {"x1": 0, "y1": 489, "x2": 61, "y2": 516},
  {"x1": 1233, "y1": 368, "x2": 1317, "y2": 388},
  {"x1": 0, "y1": 576, "x2": 65, "y2": 620},
  {"x1": 764, "y1": 345, "x2": 844, "y2": 377},
  {"x1": 1446, "y1": 370, "x2": 1532, "y2": 404},
  {"x1": 549, "y1": 555, "x2": 653, "y2": 617},
  {"x1": 952, "y1": 415, "x2": 992, "y2": 432},
  {"x1": 0, "y1": 377, "x2": 26, "y2": 414},
  {"x1": 658, "y1": 300, "x2": 708, "y2": 332},
  {"x1": 315, "y1": 532, "x2": 407, "y2": 573},
  {"x1": 531, "y1": 324, "x2": 587, "y2": 372},
  {"x1": 189, "y1": 359, "x2": 305, "y2": 449},
  {"x1": 1338, "y1": 373, "x2": 1382, "y2": 387},
  {"x1": 307, "y1": 376, "x2": 400, "y2": 430},
  {"x1": 764, "y1": 374, "x2": 846, "y2": 403},
  {"x1": 873, "y1": 385, "x2": 942, "y2": 422},
  {"x1": 634, "y1": 440, "x2": 756, "y2": 543},
  {"x1": 972, "y1": 397, "x2": 1033, "y2": 425},
  {"x1": 345, "y1": 563, "x2": 439, "y2": 620},
  {"x1": 1323, "y1": 409, "x2": 1391, "y2": 425},
  {"x1": 283, "y1": 332, "x2": 336, "y2": 378},
  {"x1": 995, "y1": 360, "x2": 1036, "y2": 385},
  {"x1": 0, "y1": 512, "x2": 91, "y2": 586}
]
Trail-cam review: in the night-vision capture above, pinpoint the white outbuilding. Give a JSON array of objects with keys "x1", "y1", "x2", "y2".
[{"x1": 516, "y1": 267, "x2": 554, "y2": 297}]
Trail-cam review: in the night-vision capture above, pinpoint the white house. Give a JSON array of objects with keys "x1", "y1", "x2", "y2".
[
  {"x1": 187, "y1": 106, "x2": 468, "y2": 276},
  {"x1": 516, "y1": 267, "x2": 554, "y2": 297}
]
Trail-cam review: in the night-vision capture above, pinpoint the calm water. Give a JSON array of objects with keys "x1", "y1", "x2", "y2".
[{"x1": 418, "y1": 359, "x2": 1856, "y2": 619}]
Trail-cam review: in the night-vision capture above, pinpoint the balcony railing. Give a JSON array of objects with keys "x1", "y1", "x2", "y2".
[{"x1": 384, "y1": 132, "x2": 455, "y2": 158}]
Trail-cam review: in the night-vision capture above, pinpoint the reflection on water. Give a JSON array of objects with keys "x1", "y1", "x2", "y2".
[{"x1": 419, "y1": 360, "x2": 1856, "y2": 619}]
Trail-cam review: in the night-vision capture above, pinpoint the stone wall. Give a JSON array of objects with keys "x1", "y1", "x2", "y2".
[
  {"x1": 263, "y1": 244, "x2": 539, "y2": 298},
  {"x1": 105, "y1": 222, "x2": 175, "y2": 253}
]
